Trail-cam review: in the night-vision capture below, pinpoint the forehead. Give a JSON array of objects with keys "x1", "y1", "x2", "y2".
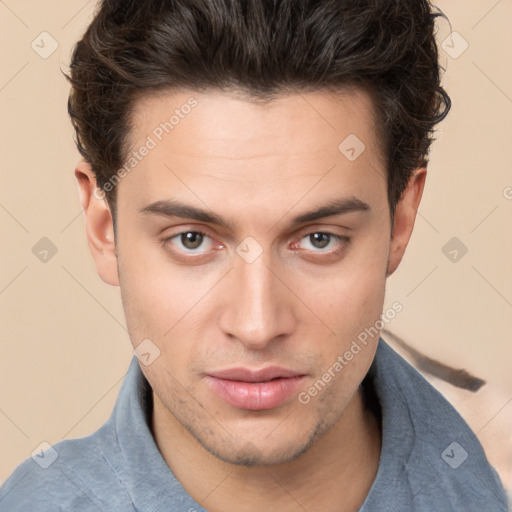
[
  {"x1": 120, "y1": 88, "x2": 387, "y2": 225},
  {"x1": 129, "y1": 87, "x2": 381, "y2": 160}
]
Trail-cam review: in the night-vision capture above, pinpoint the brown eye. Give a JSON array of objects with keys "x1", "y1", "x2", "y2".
[
  {"x1": 160, "y1": 228, "x2": 224, "y2": 265},
  {"x1": 298, "y1": 232, "x2": 346, "y2": 252},
  {"x1": 289, "y1": 231, "x2": 351, "y2": 263},
  {"x1": 309, "y1": 232, "x2": 331, "y2": 249},
  {"x1": 163, "y1": 230, "x2": 213, "y2": 254},
  {"x1": 180, "y1": 232, "x2": 204, "y2": 250}
]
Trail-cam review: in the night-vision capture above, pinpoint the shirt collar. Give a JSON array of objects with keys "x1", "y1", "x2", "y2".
[{"x1": 111, "y1": 355, "x2": 208, "y2": 511}]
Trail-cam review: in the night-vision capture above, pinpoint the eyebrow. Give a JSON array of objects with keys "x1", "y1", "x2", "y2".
[{"x1": 139, "y1": 196, "x2": 370, "y2": 229}]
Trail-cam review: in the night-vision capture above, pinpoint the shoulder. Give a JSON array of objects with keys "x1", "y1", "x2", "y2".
[
  {"x1": 0, "y1": 424, "x2": 134, "y2": 511},
  {"x1": 369, "y1": 339, "x2": 508, "y2": 510}
]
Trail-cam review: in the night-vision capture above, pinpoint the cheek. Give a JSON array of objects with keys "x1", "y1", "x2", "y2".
[
  {"x1": 117, "y1": 238, "x2": 184, "y2": 343},
  {"x1": 117, "y1": 240, "x2": 221, "y2": 381}
]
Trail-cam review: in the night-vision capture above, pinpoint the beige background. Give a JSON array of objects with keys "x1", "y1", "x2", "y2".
[{"x1": 1, "y1": 0, "x2": 511, "y2": 496}]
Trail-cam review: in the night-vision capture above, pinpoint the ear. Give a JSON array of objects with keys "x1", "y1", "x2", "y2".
[
  {"x1": 386, "y1": 167, "x2": 427, "y2": 277},
  {"x1": 75, "y1": 161, "x2": 119, "y2": 286}
]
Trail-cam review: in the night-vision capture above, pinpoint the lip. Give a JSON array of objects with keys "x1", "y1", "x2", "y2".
[
  {"x1": 205, "y1": 366, "x2": 306, "y2": 410},
  {"x1": 208, "y1": 366, "x2": 304, "y2": 382}
]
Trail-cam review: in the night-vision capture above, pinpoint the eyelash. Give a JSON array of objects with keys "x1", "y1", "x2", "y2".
[{"x1": 160, "y1": 229, "x2": 350, "y2": 262}]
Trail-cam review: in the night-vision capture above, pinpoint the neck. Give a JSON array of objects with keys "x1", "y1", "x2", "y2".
[{"x1": 152, "y1": 387, "x2": 381, "y2": 512}]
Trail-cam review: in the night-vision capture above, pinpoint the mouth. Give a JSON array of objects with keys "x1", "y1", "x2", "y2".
[{"x1": 205, "y1": 366, "x2": 307, "y2": 410}]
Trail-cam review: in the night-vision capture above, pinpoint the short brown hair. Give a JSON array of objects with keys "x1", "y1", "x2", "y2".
[{"x1": 65, "y1": 0, "x2": 451, "y2": 227}]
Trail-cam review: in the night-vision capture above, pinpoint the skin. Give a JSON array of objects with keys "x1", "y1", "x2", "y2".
[{"x1": 75, "y1": 88, "x2": 426, "y2": 511}]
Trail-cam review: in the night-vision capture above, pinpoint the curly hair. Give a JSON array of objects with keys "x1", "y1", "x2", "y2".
[{"x1": 65, "y1": 0, "x2": 451, "y2": 226}]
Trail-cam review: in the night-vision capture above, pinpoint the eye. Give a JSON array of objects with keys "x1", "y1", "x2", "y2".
[
  {"x1": 164, "y1": 230, "x2": 213, "y2": 253},
  {"x1": 293, "y1": 232, "x2": 349, "y2": 254}
]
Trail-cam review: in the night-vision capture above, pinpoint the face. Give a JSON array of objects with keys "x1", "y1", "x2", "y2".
[{"x1": 83, "y1": 88, "x2": 419, "y2": 466}]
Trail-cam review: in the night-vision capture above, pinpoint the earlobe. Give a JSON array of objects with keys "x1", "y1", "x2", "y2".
[
  {"x1": 75, "y1": 161, "x2": 120, "y2": 287},
  {"x1": 386, "y1": 167, "x2": 427, "y2": 277}
]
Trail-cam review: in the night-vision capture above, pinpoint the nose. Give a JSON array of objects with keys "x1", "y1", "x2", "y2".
[{"x1": 218, "y1": 245, "x2": 296, "y2": 350}]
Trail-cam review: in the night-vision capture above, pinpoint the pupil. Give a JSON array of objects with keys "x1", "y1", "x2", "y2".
[
  {"x1": 182, "y1": 232, "x2": 203, "y2": 249},
  {"x1": 311, "y1": 233, "x2": 329, "y2": 248}
]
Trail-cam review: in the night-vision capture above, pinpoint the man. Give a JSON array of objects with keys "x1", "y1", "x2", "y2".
[{"x1": 0, "y1": 0, "x2": 508, "y2": 510}]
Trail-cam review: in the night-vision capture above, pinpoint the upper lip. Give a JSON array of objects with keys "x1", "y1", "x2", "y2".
[{"x1": 207, "y1": 366, "x2": 305, "y2": 382}]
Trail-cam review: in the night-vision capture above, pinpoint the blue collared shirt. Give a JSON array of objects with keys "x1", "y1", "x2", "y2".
[{"x1": 0, "y1": 338, "x2": 508, "y2": 511}]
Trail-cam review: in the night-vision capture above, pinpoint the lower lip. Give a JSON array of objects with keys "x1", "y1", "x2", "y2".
[{"x1": 205, "y1": 375, "x2": 306, "y2": 410}]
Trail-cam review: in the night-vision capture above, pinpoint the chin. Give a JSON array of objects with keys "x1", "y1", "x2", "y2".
[{"x1": 198, "y1": 433, "x2": 317, "y2": 467}]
